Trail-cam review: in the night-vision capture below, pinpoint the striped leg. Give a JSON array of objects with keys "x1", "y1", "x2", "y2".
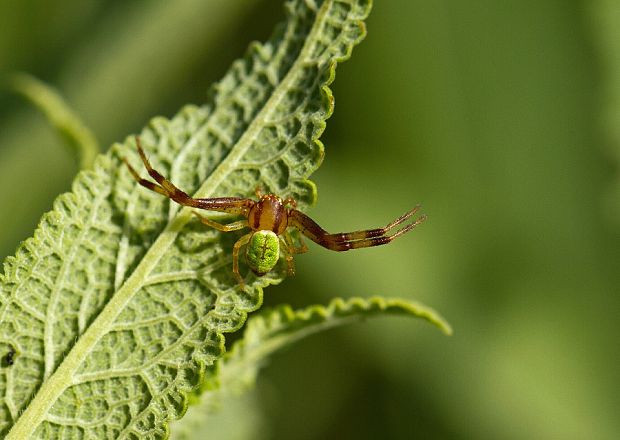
[
  {"x1": 289, "y1": 206, "x2": 426, "y2": 251},
  {"x1": 124, "y1": 137, "x2": 252, "y2": 216}
]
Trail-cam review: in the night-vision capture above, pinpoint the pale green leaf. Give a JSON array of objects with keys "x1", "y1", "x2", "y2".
[
  {"x1": 0, "y1": 0, "x2": 372, "y2": 438},
  {"x1": 170, "y1": 296, "x2": 451, "y2": 439},
  {"x1": 8, "y1": 73, "x2": 100, "y2": 169}
]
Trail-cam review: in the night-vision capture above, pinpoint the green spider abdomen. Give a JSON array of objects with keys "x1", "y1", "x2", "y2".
[{"x1": 246, "y1": 230, "x2": 280, "y2": 276}]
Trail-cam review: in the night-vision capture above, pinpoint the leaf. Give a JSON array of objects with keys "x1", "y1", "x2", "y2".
[
  {"x1": 210, "y1": 295, "x2": 452, "y2": 394},
  {"x1": 0, "y1": 0, "x2": 372, "y2": 438},
  {"x1": 8, "y1": 73, "x2": 100, "y2": 169},
  {"x1": 170, "y1": 296, "x2": 451, "y2": 439}
]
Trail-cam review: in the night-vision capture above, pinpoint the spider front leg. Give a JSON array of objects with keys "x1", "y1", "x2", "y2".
[
  {"x1": 124, "y1": 136, "x2": 253, "y2": 216},
  {"x1": 125, "y1": 136, "x2": 192, "y2": 202},
  {"x1": 289, "y1": 206, "x2": 426, "y2": 251}
]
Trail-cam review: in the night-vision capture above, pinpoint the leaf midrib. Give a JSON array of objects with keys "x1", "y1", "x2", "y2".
[{"x1": 7, "y1": 2, "x2": 331, "y2": 437}]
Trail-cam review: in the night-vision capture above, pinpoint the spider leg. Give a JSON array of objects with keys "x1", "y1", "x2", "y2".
[
  {"x1": 134, "y1": 136, "x2": 183, "y2": 196},
  {"x1": 280, "y1": 238, "x2": 295, "y2": 276},
  {"x1": 192, "y1": 212, "x2": 248, "y2": 232},
  {"x1": 289, "y1": 206, "x2": 426, "y2": 252},
  {"x1": 232, "y1": 233, "x2": 252, "y2": 287},
  {"x1": 283, "y1": 231, "x2": 308, "y2": 254},
  {"x1": 281, "y1": 232, "x2": 308, "y2": 276},
  {"x1": 123, "y1": 157, "x2": 168, "y2": 197},
  {"x1": 125, "y1": 137, "x2": 253, "y2": 216}
]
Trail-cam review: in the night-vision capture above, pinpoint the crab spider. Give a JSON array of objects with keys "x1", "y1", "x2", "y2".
[{"x1": 124, "y1": 137, "x2": 426, "y2": 287}]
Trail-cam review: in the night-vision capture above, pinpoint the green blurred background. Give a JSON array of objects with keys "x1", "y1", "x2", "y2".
[{"x1": 1, "y1": 1, "x2": 618, "y2": 439}]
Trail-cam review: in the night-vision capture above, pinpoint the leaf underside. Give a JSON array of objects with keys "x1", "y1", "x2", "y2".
[{"x1": 0, "y1": 0, "x2": 371, "y2": 438}]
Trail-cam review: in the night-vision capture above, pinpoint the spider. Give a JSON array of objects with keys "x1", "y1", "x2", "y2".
[{"x1": 124, "y1": 137, "x2": 427, "y2": 287}]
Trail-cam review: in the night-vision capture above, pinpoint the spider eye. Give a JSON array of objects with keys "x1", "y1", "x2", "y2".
[{"x1": 245, "y1": 231, "x2": 280, "y2": 276}]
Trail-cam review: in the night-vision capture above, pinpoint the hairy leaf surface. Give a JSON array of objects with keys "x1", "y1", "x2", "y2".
[{"x1": 0, "y1": 1, "x2": 371, "y2": 437}]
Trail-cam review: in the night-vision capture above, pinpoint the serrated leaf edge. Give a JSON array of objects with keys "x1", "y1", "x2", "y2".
[
  {"x1": 173, "y1": 295, "x2": 450, "y2": 436},
  {"x1": 5, "y1": 1, "x2": 373, "y2": 438}
]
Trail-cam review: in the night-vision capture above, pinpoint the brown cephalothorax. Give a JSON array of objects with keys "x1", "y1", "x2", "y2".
[
  {"x1": 124, "y1": 137, "x2": 427, "y2": 287},
  {"x1": 248, "y1": 194, "x2": 290, "y2": 234}
]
